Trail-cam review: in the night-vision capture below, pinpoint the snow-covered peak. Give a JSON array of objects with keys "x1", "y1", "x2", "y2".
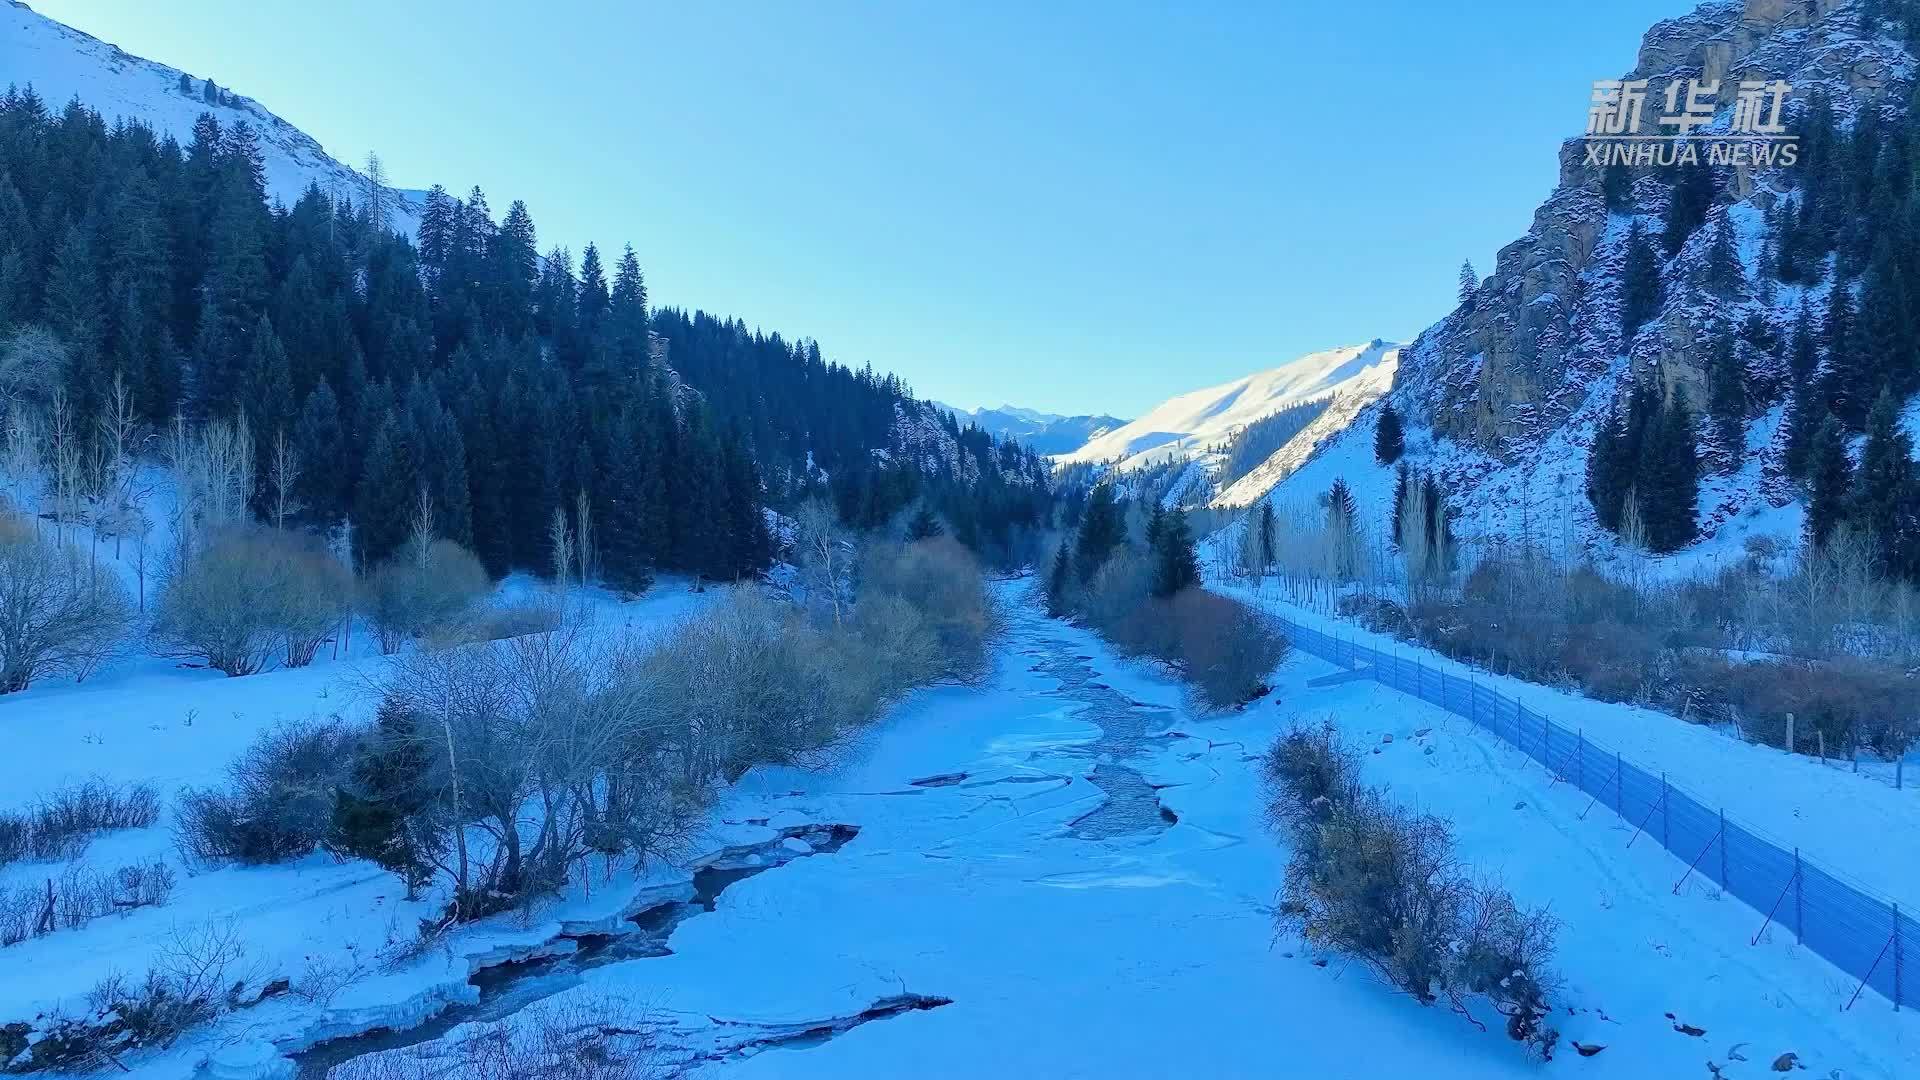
[
  {"x1": 1057, "y1": 340, "x2": 1400, "y2": 473},
  {"x1": 0, "y1": 0, "x2": 420, "y2": 232}
]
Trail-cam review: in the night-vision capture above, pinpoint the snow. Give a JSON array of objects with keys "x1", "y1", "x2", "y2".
[
  {"x1": 0, "y1": 576, "x2": 718, "y2": 1043},
  {"x1": 0, "y1": 1, "x2": 421, "y2": 232},
  {"x1": 1215, "y1": 577, "x2": 1920, "y2": 907},
  {"x1": 1056, "y1": 341, "x2": 1400, "y2": 474},
  {"x1": 309, "y1": 583, "x2": 1919, "y2": 1080}
]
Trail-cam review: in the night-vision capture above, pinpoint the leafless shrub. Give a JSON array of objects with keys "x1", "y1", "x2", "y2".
[
  {"x1": 0, "y1": 777, "x2": 161, "y2": 867},
  {"x1": 152, "y1": 526, "x2": 351, "y2": 676},
  {"x1": 175, "y1": 718, "x2": 355, "y2": 865},
  {"x1": 0, "y1": 512, "x2": 132, "y2": 692},
  {"x1": 857, "y1": 536, "x2": 998, "y2": 680},
  {"x1": 364, "y1": 538, "x2": 490, "y2": 653},
  {"x1": 11, "y1": 919, "x2": 247, "y2": 1069}
]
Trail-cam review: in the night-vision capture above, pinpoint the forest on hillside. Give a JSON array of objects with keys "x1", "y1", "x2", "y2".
[{"x1": 0, "y1": 85, "x2": 1053, "y2": 591}]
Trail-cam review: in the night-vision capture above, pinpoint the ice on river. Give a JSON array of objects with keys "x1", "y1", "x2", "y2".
[{"x1": 321, "y1": 583, "x2": 1920, "y2": 1079}]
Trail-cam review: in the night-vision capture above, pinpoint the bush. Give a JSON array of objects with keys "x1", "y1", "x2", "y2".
[
  {"x1": 152, "y1": 527, "x2": 350, "y2": 676},
  {"x1": 11, "y1": 921, "x2": 248, "y2": 1070},
  {"x1": 364, "y1": 539, "x2": 490, "y2": 653},
  {"x1": 858, "y1": 536, "x2": 997, "y2": 679},
  {"x1": 1262, "y1": 719, "x2": 1359, "y2": 842},
  {"x1": 2, "y1": 860, "x2": 175, "y2": 947},
  {"x1": 0, "y1": 778, "x2": 160, "y2": 867},
  {"x1": 0, "y1": 514, "x2": 131, "y2": 692},
  {"x1": 176, "y1": 718, "x2": 354, "y2": 865},
  {"x1": 1164, "y1": 588, "x2": 1288, "y2": 708},
  {"x1": 327, "y1": 701, "x2": 448, "y2": 899},
  {"x1": 1266, "y1": 723, "x2": 1561, "y2": 1059},
  {"x1": 330, "y1": 996, "x2": 660, "y2": 1080}
]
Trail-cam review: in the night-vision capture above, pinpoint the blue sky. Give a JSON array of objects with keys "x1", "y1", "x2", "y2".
[{"x1": 35, "y1": 0, "x2": 1683, "y2": 417}]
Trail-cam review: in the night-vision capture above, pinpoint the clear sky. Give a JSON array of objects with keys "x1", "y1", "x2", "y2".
[{"x1": 31, "y1": 0, "x2": 1684, "y2": 418}]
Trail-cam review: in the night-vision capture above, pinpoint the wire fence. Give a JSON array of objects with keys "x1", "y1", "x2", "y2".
[{"x1": 1256, "y1": 603, "x2": 1913, "y2": 1012}]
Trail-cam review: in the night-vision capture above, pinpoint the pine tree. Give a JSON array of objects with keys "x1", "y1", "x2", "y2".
[
  {"x1": 292, "y1": 379, "x2": 346, "y2": 527},
  {"x1": 327, "y1": 701, "x2": 445, "y2": 899},
  {"x1": 1075, "y1": 484, "x2": 1125, "y2": 583},
  {"x1": 1662, "y1": 158, "x2": 1715, "y2": 255},
  {"x1": 1046, "y1": 542, "x2": 1073, "y2": 616},
  {"x1": 1257, "y1": 500, "x2": 1276, "y2": 573},
  {"x1": 1706, "y1": 328, "x2": 1746, "y2": 464},
  {"x1": 1601, "y1": 162, "x2": 1633, "y2": 213},
  {"x1": 1621, "y1": 218, "x2": 1662, "y2": 339},
  {"x1": 1848, "y1": 390, "x2": 1918, "y2": 576},
  {"x1": 1374, "y1": 401, "x2": 1405, "y2": 465},
  {"x1": 1805, "y1": 413, "x2": 1853, "y2": 549},
  {"x1": 906, "y1": 502, "x2": 943, "y2": 541},
  {"x1": 1457, "y1": 260, "x2": 1478, "y2": 307},
  {"x1": 1150, "y1": 508, "x2": 1200, "y2": 598},
  {"x1": 1637, "y1": 388, "x2": 1700, "y2": 552},
  {"x1": 1702, "y1": 207, "x2": 1744, "y2": 298},
  {"x1": 1782, "y1": 375, "x2": 1822, "y2": 482}
]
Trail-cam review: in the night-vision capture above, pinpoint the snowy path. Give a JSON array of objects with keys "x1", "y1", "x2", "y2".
[{"x1": 326, "y1": 585, "x2": 1919, "y2": 1080}]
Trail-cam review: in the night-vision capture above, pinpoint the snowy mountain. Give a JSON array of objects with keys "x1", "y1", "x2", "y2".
[
  {"x1": 1052, "y1": 341, "x2": 1398, "y2": 508},
  {"x1": 1260, "y1": 0, "x2": 1919, "y2": 571},
  {"x1": 0, "y1": 0, "x2": 421, "y2": 232},
  {"x1": 931, "y1": 402, "x2": 1127, "y2": 456}
]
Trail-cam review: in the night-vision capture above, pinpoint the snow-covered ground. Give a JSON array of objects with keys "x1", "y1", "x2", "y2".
[
  {"x1": 0, "y1": 576, "x2": 719, "y2": 1072},
  {"x1": 274, "y1": 585, "x2": 1912, "y2": 1079}
]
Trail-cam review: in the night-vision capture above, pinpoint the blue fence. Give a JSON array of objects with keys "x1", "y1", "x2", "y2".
[{"x1": 1267, "y1": 612, "x2": 1912, "y2": 1011}]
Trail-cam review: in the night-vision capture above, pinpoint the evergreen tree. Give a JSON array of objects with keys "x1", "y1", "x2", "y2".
[
  {"x1": 1848, "y1": 390, "x2": 1919, "y2": 577},
  {"x1": 1074, "y1": 483, "x2": 1125, "y2": 583},
  {"x1": 327, "y1": 701, "x2": 445, "y2": 899},
  {"x1": 1782, "y1": 374, "x2": 1822, "y2": 482},
  {"x1": 1706, "y1": 328, "x2": 1746, "y2": 464},
  {"x1": 1374, "y1": 401, "x2": 1405, "y2": 465},
  {"x1": 906, "y1": 502, "x2": 943, "y2": 541},
  {"x1": 1600, "y1": 161, "x2": 1632, "y2": 213},
  {"x1": 1150, "y1": 508, "x2": 1200, "y2": 598},
  {"x1": 1662, "y1": 158, "x2": 1715, "y2": 255},
  {"x1": 1637, "y1": 388, "x2": 1700, "y2": 553},
  {"x1": 1620, "y1": 218, "x2": 1662, "y2": 338},
  {"x1": 292, "y1": 379, "x2": 346, "y2": 527},
  {"x1": 1702, "y1": 207, "x2": 1744, "y2": 298},
  {"x1": 1046, "y1": 541, "x2": 1073, "y2": 616},
  {"x1": 1257, "y1": 500, "x2": 1276, "y2": 573},
  {"x1": 1391, "y1": 462, "x2": 1412, "y2": 547},
  {"x1": 1805, "y1": 413, "x2": 1853, "y2": 549},
  {"x1": 1457, "y1": 260, "x2": 1478, "y2": 307}
]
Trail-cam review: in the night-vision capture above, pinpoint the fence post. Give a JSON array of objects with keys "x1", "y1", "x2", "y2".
[
  {"x1": 1897, "y1": 902, "x2": 1904, "y2": 1012},
  {"x1": 1615, "y1": 752, "x2": 1623, "y2": 811},
  {"x1": 1577, "y1": 730, "x2": 1585, "y2": 790},
  {"x1": 1718, "y1": 809, "x2": 1728, "y2": 887},
  {"x1": 1660, "y1": 774, "x2": 1670, "y2": 849},
  {"x1": 1794, "y1": 848, "x2": 1803, "y2": 944}
]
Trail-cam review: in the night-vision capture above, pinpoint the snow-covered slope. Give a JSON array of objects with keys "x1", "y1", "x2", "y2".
[
  {"x1": 1058, "y1": 340, "x2": 1399, "y2": 475},
  {"x1": 0, "y1": 0, "x2": 420, "y2": 231}
]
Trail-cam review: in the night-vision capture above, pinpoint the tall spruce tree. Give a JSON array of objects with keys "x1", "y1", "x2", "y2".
[
  {"x1": 1621, "y1": 219, "x2": 1662, "y2": 339},
  {"x1": 1849, "y1": 391, "x2": 1919, "y2": 577},
  {"x1": 1150, "y1": 508, "x2": 1201, "y2": 598},
  {"x1": 1374, "y1": 402, "x2": 1405, "y2": 465},
  {"x1": 1805, "y1": 413, "x2": 1852, "y2": 549}
]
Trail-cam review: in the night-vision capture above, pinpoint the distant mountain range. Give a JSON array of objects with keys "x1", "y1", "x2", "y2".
[
  {"x1": 1047, "y1": 340, "x2": 1400, "y2": 509},
  {"x1": 932, "y1": 403, "x2": 1128, "y2": 457}
]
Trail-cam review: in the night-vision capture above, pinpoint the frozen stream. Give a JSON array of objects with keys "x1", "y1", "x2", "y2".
[{"x1": 266, "y1": 584, "x2": 1909, "y2": 1080}]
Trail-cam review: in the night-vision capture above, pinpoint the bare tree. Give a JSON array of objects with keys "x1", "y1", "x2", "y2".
[
  {"x1": 267, "y1": 429, "x2": 302, "y2": 531},
  {"x1": 0, "y1": 514, "x2": 131, "y2": 692},
  {"x1": 794, "y1": 499, "x2": 851, "y2": 624}
]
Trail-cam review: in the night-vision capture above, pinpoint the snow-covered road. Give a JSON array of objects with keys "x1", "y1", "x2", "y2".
[{"x1": 322, "y1": 584, "x2": 1919, "y2": 1079}]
